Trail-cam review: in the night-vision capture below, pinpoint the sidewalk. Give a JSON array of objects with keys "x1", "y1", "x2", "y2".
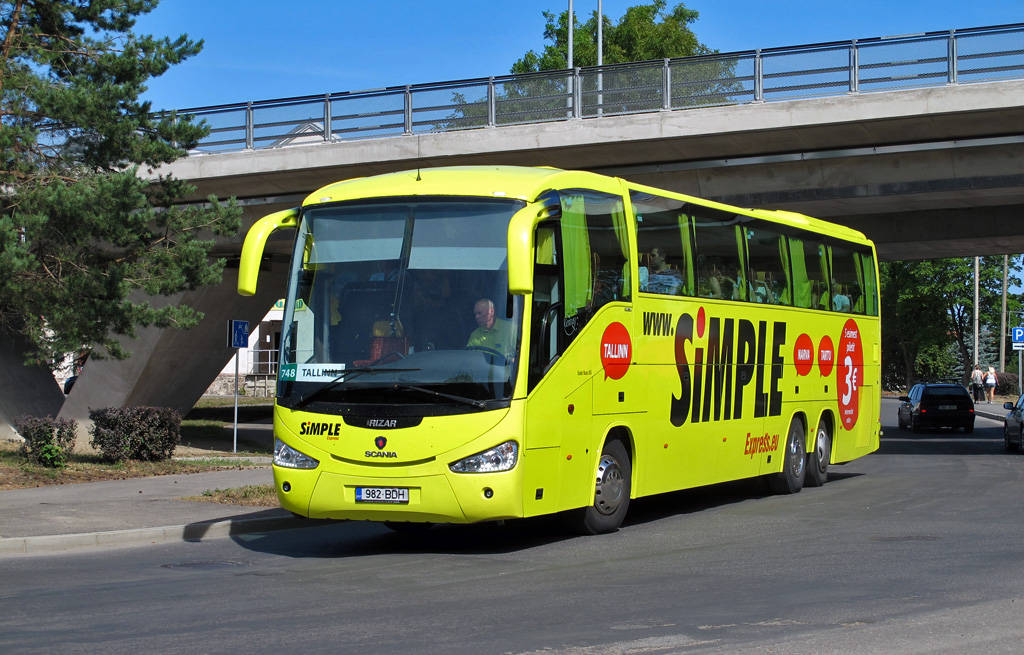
[
  {"x1": 0, "y1": 418, "x2": 329, "y2": 558},
  {"x1": 0, "y1": 467, "x2": 325, "y2": 557}
]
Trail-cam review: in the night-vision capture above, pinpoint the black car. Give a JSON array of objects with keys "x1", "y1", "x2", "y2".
[
  {"x1": 1003, "y1": 395, "x2": 1024, "y2": 451},
  {"x1": 897, "y1": 383, "x2": 975, "y2": 433}
]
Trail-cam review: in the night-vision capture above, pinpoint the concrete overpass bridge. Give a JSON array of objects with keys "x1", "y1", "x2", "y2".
[{"x1": 3, "y1": 23, "x2": 1023, "y2": 438}]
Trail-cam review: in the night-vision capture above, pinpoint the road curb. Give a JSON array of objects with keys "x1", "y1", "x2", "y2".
[{"x1": 0, "y1": 513, "x2": 333, "y2": 558}]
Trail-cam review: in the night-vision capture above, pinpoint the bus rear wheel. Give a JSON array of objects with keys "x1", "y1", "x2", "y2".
[
  {"x1": 769, "y1": 418, "x2": 806, "y2": 495},
  {"x1": 806, "y1": 417, "x2": 831, "y2": 487},
  {"x1": 572, "y1": 438, "x2": 631, "y2": 535}
]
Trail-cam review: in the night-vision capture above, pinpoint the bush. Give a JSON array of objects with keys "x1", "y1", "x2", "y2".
[
  {"x1": 14, "y1": 415, "x2": 78, "y2": 468},
  {"x1": 88, "y1": 406, "x2": 182, "y2": 463},
  {"x1": 997, "y1": 372, "x2": 1020, "y2": 399}
]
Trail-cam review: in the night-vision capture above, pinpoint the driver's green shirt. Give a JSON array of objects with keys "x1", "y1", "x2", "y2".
[{"x1": 467, "y1": 319, "x2": 516, "y2": 355}]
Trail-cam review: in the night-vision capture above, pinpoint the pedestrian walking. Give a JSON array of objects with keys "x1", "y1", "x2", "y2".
[
  {"x1": 986, "y1": 367, "x2": 997, "y2": 404},
  {"x1": 971, "y1": 365, "x2": 985, "y2": 403}
]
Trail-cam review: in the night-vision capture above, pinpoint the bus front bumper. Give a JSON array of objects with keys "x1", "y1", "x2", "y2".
[{"x1": 273, "y1": 465, "x2": 524, "y2": 524}]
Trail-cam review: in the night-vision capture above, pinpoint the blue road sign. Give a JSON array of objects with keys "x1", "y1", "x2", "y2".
[
  {"x1": 1014, "y1": 327, "x2": 1024, "y2": 342},
  {"x1": 230, "y1": 320, "x2": 249, "y2": 349}
]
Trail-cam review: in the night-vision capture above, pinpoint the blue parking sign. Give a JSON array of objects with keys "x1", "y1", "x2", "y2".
[
  {"x1": 229, "y1": 320, "x2": 249, "y2": 349},
  {"x1": 1014, "y1": 327, "x2": 1024, "y2": 343}
]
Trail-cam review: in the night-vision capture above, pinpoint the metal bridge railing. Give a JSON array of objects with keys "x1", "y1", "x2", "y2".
[{"x1": 170, "y1": 24, "x2": 1024, "y2": 155}]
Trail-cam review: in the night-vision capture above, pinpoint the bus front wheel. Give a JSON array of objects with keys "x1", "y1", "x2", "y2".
[
  {"x1": 769, "y1": 419, "x2": 806, "y2": 495},
  {"x1": 572, "y1": 438, "x2": 632, "y2": 535},
  {"x1": 805, "y1": 417, "x2": 831, "y2": 487}
]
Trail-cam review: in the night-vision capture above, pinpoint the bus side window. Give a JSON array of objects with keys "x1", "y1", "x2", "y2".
[
  {"x1": 559, "y1": 189, "x2": 631, "y2": 337},
  {"x1": 529, "y1": 224, "x2": 563, "y2": 391},
  {"x1": 744, "y1": 222, "x2": 790, "y2": 305},
  {"x1": 690, "y1": 206, "x2": 745, "y2": 300},
  {"x1": 788, "y1": 236, "x2": 830, "y2": 310},
  {"x1": 828, "y1": 242, "x2": 865, "y2": 314},
  {"x1": 629, "y1": 189, "x2": 694, "y2": 297}
]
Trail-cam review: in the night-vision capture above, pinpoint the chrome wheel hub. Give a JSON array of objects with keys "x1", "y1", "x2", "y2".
[
  {"x1": 815, "y1": 427, "x2": 831, "y2": 472},
  {"x1": 594, "y1": 454, "x2": 624, "y2": 515},
  {"x1": 788, "y1": 429, "x2": 806, "y2": 478}
]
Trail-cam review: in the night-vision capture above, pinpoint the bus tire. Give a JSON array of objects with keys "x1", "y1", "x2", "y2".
[
  {"x1": 769, "y1": 418, "x2": 806, "y2": 495},
  {"x1": 572, "y1": 438, "x2": 631, "y2": 535},
  {"x1": 806, "y1": 417, "x2": 831, "y2": 487}
]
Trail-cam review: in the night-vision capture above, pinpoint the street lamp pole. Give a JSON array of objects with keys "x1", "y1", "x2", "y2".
[
  {"x1": 974, "y1": 256, "x2": 979, "y2": 367},
  {"x1": 597, "y1": 0, "x2": 603, "y2": 116},
  {"x1": 567, "y1": 0, "x2": 574, "y2": 69}
]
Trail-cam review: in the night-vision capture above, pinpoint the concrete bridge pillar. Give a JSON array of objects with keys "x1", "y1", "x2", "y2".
[
  {"x1": 0, "y1": 334, "x2": 66, "y2": 440},
  {"x1": 58, "y1": 262, "x2": 288, "y2": 432}
]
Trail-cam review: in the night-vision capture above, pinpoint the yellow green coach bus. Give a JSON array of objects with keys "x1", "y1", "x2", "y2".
[{"x1": 238, "y1": 165, "x2": 880, "y2": 534}]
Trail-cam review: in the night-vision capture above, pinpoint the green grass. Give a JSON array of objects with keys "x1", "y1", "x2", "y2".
[
  {"x1": 184, "y1": 484, "x2": 278, "y2": 507},
  {"x1": 0, "y1": 439, "x2": 267, "y2": 489}
]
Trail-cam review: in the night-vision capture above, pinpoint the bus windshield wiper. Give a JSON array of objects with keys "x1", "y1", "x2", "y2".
[
  {"x1": 290, "y1": 367, "x2": 422, "y2": 409},
  {"x1": 392, "y1": 384, "x2": 487, "y2": 409}
]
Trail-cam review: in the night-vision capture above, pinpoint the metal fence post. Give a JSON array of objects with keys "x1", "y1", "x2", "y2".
[
  {"x1": 849, "y1": 40, "x2": 860, "y2": 93},
  {"x1": 573, "y1": 68, "x2": 582, "y2": 119},
  {"x1": 487, "y1": 77, "x2": 496, "y2": 127},
  {"x1": 323, "y1": 94, "x2": 332, "y2": 142},
  {"x1": 404, "y1": 86, "x2": 413, "y2": 135},
  {"x1": 245, "y1": 102, "x2": 254, "y2": 149},
  {"x1": 754, "y1": 50, "x2": 763, "y2": 102},
  {"x1": 948, "y1": 30, "x2": 958, "y2": 84},
  {"x1": 663, "y1": 58, "x2": 672, "y2": 110}
]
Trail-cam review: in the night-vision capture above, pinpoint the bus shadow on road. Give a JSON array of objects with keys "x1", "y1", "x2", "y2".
[
  {"x1": 228, "y1": 474, "x2": 870, "y2": 559},
  {"x1": 619, "y1": 471, "x2": 862, "y2": 529},
  {"x1": 229, "y1": 513, "x2": 582, "y2": 559}
]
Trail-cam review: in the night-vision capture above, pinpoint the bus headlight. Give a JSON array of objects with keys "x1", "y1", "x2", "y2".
[
  {"x1": 274, "y1": 438, "x2": 319, "y2": 469},
  {"x1": 449, "y1": 441, "x2": 518, "y2": 473}
]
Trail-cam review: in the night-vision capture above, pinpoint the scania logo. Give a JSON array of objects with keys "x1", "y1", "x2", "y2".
[{"x1": 366, "y1": 435, "x2": 398, "y2": 459}]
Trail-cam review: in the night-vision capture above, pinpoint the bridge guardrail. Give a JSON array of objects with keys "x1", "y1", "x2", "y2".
[{"x1": 168, "y1": 24, "x2": 1024, "y2": 155}]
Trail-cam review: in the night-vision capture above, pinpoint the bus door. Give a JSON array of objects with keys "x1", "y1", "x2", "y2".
[{"x1": 523, "y1": 220, "x2": 592, "y2": 514}]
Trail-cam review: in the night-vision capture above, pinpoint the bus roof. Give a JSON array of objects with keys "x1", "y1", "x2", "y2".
[
  {"x1": 303, "y1": 166, "x2": 614, "y2": 205},
  {"x1": 304, "y1": 165, "x2": 870, "y2": 245}
]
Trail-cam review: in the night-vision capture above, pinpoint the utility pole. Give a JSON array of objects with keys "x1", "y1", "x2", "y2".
[
  {"x1": 974, "y1": 256, "x2": 980, "y2": 367},
  {"x1": 567, "y1": 0, "x2": 574, "y2": 69},
  {"x1": 597, "y1": 0, "x2": 603, "y2": 116},
  {"x1": 1002, "y1": 254, "x2": 1008, "y2": 372}
]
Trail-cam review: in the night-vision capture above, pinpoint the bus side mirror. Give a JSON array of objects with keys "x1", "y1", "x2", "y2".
[
  {"x1": 238, "y1": 207, "x2": 299, "y2": 296},
  {"x1": 508, "y1": 203, "x2": 554, "y2": 295},
  {"x1": 507, "y1": 224, "x2": 533, "y2": 295}
]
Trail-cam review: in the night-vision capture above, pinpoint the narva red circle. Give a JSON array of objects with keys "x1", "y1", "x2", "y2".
[{"x1": 794, "y1": 333, "x2": 814, "y2": 376}]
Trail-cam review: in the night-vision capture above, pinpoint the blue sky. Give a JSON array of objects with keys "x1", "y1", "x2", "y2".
[{"x1": 136, "y1": 0, "x2": 1022, "y2": 111}]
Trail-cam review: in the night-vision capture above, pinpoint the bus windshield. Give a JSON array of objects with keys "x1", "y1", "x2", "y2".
[{"x1": 277, "y1": 197, "x2": 526, "y2": 413}]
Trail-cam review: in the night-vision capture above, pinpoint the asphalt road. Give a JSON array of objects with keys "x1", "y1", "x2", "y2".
[{"x1": 2, "y1": 397, "x2": 1023, "y2": 654}]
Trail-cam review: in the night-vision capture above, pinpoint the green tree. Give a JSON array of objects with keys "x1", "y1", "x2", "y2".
[
  {"x1": 441, "y1": 2, "x2": 733, "y2": 130},
  {"x1": 881, "y1": 257, "x2": 1022, "y2": 389},
  {"x1": 511, "y1": 0, "x2": 711, "y2": 73},
  {"x1": 0, "y1": 0, "x2": 240, "y2": 367}
]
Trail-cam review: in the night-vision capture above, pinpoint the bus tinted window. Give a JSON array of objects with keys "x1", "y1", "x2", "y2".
[
  {"x1": 691, "y1": 206, "x2": 745, "y2": 301},
  {"x1": 744, "y1": 222, "x2": 790, "y2": 306},
  {"x1": 829, "y1": 241, "x2": 878, "y2": 315},
  {"x1": 559, "y1": 190, "x2": 631, "y2": 337},
  {"x1": 631, "y1": 191, "x2": 694, "y2": 297},
  {"x1": 787, "y1": 234, "x2": 830, "y2": 310}
]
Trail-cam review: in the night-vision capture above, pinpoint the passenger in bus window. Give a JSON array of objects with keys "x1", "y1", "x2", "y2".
[
  {"x1": 832, "y1": 283, "x2": 852, "y2": 312},
  {"x1": 701, "y1": 259, "x2": 725, "y2": 298},
  {"x1": 645, "y1": 247, "x2": 684, "y2": 295},
  {"x1": 467, "y1": 298, "x2": 516, "y2": 356},
  {"x1": 730, "y1": 266, "x2": 756, "y2": 301}
]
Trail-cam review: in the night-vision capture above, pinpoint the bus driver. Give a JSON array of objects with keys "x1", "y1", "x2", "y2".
[{"x1": 467, "y1": 298, "x2": 515, "y2": 356}]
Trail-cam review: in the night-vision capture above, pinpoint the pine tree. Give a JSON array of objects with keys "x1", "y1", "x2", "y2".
[{"x1": 0, "y1": 0, "x2": 240, "y2": 366}]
